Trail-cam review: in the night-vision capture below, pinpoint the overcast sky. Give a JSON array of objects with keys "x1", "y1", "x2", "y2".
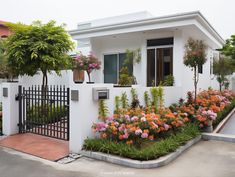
[{"x1": 1, "y1": 0, "x2": 234, "y2": 39}]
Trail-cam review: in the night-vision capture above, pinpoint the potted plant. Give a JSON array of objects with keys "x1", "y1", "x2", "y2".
[{"x1": 74, "y1": 52, "x2": 101, "y2": 83}]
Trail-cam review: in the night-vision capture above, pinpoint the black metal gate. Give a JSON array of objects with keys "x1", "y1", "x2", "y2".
[{"x1": 18, "y1": 85, "x2": 70, "y2": 140}]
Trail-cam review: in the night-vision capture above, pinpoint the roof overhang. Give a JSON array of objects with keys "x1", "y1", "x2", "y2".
[{"x1": 69, "y1": 11, "x2": 225, "y2": 47}]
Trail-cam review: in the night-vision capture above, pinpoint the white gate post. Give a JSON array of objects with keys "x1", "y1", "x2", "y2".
[{"x1": 2, "y1": 82, "x2": 19, "y2": 135}]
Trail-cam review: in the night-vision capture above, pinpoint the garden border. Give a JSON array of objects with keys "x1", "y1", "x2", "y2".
[
  {"x1": 213, "y1": 107, "x2": 235, "y2": 133},
  {"x1": 80, "y1": 135, "x2": 201, "y2": 169}
]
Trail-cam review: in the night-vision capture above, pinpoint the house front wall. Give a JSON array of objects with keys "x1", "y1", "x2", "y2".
[{"x1": 76, "y1": 27, "x2": 221, "y2": 95}]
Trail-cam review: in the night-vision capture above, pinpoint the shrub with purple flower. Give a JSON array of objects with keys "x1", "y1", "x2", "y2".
[{"x1": 74, "y1": 52, "x2": 101, "y2": 82}]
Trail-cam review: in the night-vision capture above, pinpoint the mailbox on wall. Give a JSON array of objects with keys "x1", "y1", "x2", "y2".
[{"x1": 92, "y1": 87, "x2": 109, "y2": 101}]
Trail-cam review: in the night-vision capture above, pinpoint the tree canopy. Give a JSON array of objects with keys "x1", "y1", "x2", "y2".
[
  {"x1": 213, "y1": 55, "x2": 234, "y2": 91},
  {"x1": 5, "y1": 21, "x2": 74, "y2": 86},
  {"x1": 183, "y1": 38, "x2": 207, "y2": 103},
  {"x1": 221, "y1": 35, "x2": 235, "y2": 60},
  {"x1": 0, "y1": 38, "x2": 16, "y2": 80}
]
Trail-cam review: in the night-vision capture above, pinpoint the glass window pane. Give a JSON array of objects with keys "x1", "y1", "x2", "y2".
[
  {"x1": 119, "y1": 53, "x2": 133, "y2": 75},
  {"x1": 104, "y1": 54, "x2": 117, "y2": 83},
  {"x1": 147, "y1": 49, "x2": 155, "y2": 86}
]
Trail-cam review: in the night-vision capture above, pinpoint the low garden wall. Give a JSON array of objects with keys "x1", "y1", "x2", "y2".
[{"x1": 69, "y1": 82, "x2": 183, "y2": 153}]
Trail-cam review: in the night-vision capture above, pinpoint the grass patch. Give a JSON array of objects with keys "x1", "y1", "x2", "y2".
[{"x1": 83, "y1": 123, "x2": 201, "y2": 161}]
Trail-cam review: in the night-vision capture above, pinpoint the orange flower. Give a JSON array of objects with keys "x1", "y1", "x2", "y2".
[
  {"x1": 101, "y1": 133, "x2": 107, "y2": 139},
  {"x1": 126, "y1": 140, "x2": 133, "y2": 145},
  {"x1": 148, "y1": 135, "x2": 154, "y2": 140},
  {"x1": 165, "y1": 113, "x2": 175, "y2": 118},
  {"x1": 119, "y1": 135, "x2": 123, "y2": 140}
]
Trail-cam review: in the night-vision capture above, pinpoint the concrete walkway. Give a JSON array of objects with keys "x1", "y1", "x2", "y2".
[
  {"x1": 220, "y1": 112, "x2": 235, "y2": 135},
  {"x1": 1, "y1": 140, "x2": 235, "y2": 177}
]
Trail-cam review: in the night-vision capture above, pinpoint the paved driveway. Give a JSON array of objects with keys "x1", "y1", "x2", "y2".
[{"x1": 0, "y1": 140, "x2": 235, "y2": 177}]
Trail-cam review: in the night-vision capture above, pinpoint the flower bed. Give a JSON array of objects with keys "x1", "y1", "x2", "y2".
[
  {"x1": 170, "y1": 89, "x2": 235, "y2": 128},
  {"x1": 84, "y1": 123, "x2": 200, "y2": 160},
  {"x1": 84, "y1": 88, "x2": 235, "y2": 160}
]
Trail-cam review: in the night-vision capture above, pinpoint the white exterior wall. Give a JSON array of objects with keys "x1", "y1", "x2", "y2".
[
  {"x1": 80, "y1": 31, "x2": 176, "y2": 86},
  {"x1": 18, "y1": 70, "x2": 72, "y2": 88},
  {"x1": 69, "y1": 79, "x2": 182, "y2": 152}
]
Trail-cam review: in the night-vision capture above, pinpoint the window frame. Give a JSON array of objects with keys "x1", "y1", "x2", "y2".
[{"x1": 103, "y1": 52, "x2": 133, "y2": 84}]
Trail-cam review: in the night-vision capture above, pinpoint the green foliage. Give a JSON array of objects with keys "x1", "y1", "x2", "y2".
[
  {"x1": 118, "y1": 67, "x2": 133, "y2": 86},
  {"x1": 98, "y1": 100, "x2": 109, "y2": 121},
  {"x1": 0, "y1": 38, "x2": 16, "y2": 80},
  {"x1": 144, "y1": 91, "x2": 151, "y2": 107},
  {"x1": 183, "y1": 38, "x2": 207, "y2": 103},
  {"x1": 131, "y1": 88, "x2": 140, "y2": 108},
  {"x1": 163, "y1": 75, "x2": 174, "y2": 86},
  {"x1": 150, "y1": 86, "x2": 165, "y2": 112},
  {"x1": 151, "y1": 87, "x2": 159, "y2": 112},
  {"x1": 221, "y1": 35, "x2": 235, "y2": 60},
  {"x1": 5, "y1": 21, "x2": 74, "y2": 86},
  {"x1": 121, "y1": 92, "x2": 129, "y2": 109},
  {"x1": 213, "y1": 55, "x2": 234, "y2": 91},
  {"x1": 114, "y1": 96, "x2": 121, "y2": 114},
  {"x1": 83, "y1": 123, "x2": 200, "y2": 161},
  {"x1": 158, "y1": 85, "x2": 164, "y2": 109},
  {"x1": 124, "y1": 48, "x2": 141, "y2": 65},
  {"x1": 27, "y1": 105, "x2": 66, "y2": 124}
]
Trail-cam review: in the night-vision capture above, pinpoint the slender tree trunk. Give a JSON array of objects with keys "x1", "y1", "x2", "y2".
[
  {"x1": 194, "y1": 66, "x2": 197, "y2": 104},
  {"x1": 41, "y1": 71, "x2": 48, "y2": 120}
]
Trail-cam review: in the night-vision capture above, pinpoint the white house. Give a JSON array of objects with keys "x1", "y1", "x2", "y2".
[{"x1": 69, "y1": 11, "x2": 224, "y2": 95}]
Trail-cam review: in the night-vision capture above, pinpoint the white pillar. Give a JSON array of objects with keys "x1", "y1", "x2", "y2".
[
  {"x1": 173, "y1": 30, "x2": 184, "y2": 87},
  {"x1": 2, "y1": 82, "x2": 19, "y2": 135}
]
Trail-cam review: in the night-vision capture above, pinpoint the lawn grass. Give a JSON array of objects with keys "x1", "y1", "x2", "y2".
[{"x1": 83, "y1": 123, "x2": 201, "y2": 161}]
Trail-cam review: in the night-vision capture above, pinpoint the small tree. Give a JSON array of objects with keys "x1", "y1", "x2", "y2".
[
  {"x1": 183, "y1": 38, "x2": 207, "y2": 103},
  {"x1": 6, "y1": 21, "x2": 74, "y2": 88},
  {"x1": 221, "y1": 35, "x2": 235, "y2": 60},
  {"x1": 74, "y1": 52, "x2": 101, "y2": 83},
  {"x1": 213, "y1": 55, "x2": 234, "y2": 91}
]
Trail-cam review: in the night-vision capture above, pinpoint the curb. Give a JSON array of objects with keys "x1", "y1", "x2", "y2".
[
  {"x1": 80, "y1": 135, "x2": 201, "y2": 169},
  {"x1": 213, "y1": 108, "x2": 235, "y2": 133},
  {"x1": 202, "y1": 133, "x2": 235, "y2": 143}
]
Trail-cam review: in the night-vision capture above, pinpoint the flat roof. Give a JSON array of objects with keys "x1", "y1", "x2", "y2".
[{"x1": 69, "y1": 11, "x2": 224, "y2": 45}]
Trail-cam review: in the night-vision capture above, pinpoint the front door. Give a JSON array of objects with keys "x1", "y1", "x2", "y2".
[{"x1": 147, "y1": 47, "x2": 173, "y2": 86}]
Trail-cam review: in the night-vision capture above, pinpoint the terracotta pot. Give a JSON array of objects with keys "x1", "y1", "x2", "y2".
[{"x1": 73, "y1": 69, "x2": 84, "y2": 83}]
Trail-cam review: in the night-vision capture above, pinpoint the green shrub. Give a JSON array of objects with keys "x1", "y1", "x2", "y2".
[
  {"x1": 118, "y1": 67, "x2": 133, "y2": 86},
  {"x1": 121, "y1": 92, "x2": 129, "y2": 109},
  {"x1": 83, "y1": 123, "x2": 200, "y2": 161},
  {"x1": 163, "y1": 75, "x2": 174, "y2": 86},
  {"x1": 98, "y1": 100, "x2": 109, "y2": 120},
  {"x1": 27, "y1": 104, "x2": 67, "y2": 125}
]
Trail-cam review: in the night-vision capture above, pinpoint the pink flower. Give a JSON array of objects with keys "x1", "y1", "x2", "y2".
[
  {"x1": 124, "y1": 115, "x2": 130, "y2": 121},
  {"x1": 164, "y1": 124, "x2": 170, "y2": 131},
  {"x1": 141, "y1": 133, "x2": 148, "y2": 138},
  {"x1": 140, "y1": 117, "x2": 146, "y2": 122},
  {"x1": 135, "y1": 129, "x2": 142, "y2": 135},
  {"x1": 95, "y1": 122, "x2": 108, "y2": 132},
  {"x1": 131, "y1": 116, "x2": 139, "y2": 122},
  {"x1": 123, "y1": 132, "x2": 129, "y2": 139}
]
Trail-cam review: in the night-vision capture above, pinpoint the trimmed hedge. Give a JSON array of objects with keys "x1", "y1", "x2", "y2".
[{"x1": 83, "y1": 123, "x2": 200, "y2": 161}]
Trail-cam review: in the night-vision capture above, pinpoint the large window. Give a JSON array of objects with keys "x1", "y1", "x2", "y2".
[
  {"x1": 104, "y1": 53, "x2": 133, "y2": 84},
  {"x1": 147, "y1": 37, "x2": 174, "y2": 86}
]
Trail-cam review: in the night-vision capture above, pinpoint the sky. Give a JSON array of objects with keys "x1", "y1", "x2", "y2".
[{"x1": 0, "y1": 0, "x2": 234, "y2": 39}]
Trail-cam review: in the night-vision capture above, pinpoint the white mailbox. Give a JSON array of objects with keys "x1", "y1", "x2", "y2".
[{"x1": 92, "y1": 87, "x2": 109, "y2": 101}]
